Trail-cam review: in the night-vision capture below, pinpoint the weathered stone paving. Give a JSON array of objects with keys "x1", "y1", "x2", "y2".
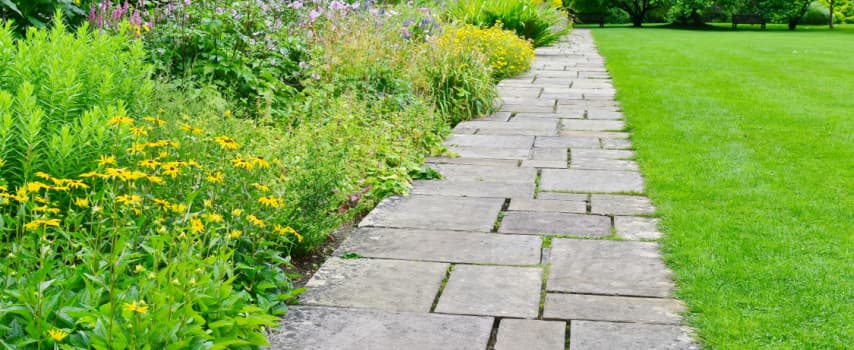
[{"x1": 271, "y1": 29, "x2": 699, "y2": 349}]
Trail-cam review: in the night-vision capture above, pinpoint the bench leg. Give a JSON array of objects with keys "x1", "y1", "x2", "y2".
[
  {"x1": 732, "y1": 23, "x2": 737, "y2": 29},
  {"x1": 599, "y1": 22, "x2": 604, "y2": 28},
  {"x1": 761, "y1": 23, "x2": 766, "y2": 30}
]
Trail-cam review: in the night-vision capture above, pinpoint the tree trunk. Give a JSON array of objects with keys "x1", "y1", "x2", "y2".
[
  {"x1": 632, "y1": 17, "x2": 643, "y2": 27},
  {"x1": 691, "y1": 8, "x2": 704, "y2": 26},
  {"x1": 788, "y1": 18, "x2": 799, "y2": 30},
  {"x1": 829, "y1": 0, "x2": 835, "y2": 29}
]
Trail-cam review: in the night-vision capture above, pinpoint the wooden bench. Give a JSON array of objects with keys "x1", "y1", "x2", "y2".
[
  {"x1": 732, "y1": 14, "x2": 766, "y2": 30},
  {"x1": 574, "y1": 13, "x2": 605, "y2": 28}
]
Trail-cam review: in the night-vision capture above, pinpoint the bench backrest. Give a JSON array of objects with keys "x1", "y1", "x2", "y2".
[
  {"x1": 732, "y1": 14, "x2": 764, "y2": 23},
  {"x1": 576, "y1": 13, "x2": 605, "y2": 24}
]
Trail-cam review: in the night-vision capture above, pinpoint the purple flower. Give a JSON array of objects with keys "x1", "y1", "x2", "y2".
[
  {"x1": 308, "y1": 9, "x2": 322, "y2": 22},
  {"x1": 311, "y1": 73, "x2": 320, "y2": 80},
  {"x1": 288, "y1": 1, "x2": 304, "y2": 9},
  {"x1": 329, "y1": 1, "x2": 348, "y2": 10}
]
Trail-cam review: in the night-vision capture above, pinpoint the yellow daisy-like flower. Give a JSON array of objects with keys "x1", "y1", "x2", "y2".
[
  {"x1": 98, "y1": 155, "x2": 117, "y2": 166},
  {"x1": 190, "y1": 217, "x2": 204, "y2": 233},
  {"x1": 23, "y1": 218, "x2": 61, "y2": 231},
  {"x1": 249, "y1": 156, "x2": 270, "y2": 169},
  {"x1": 162, "y1": 163, "x2": 182, "y2": 178},
  {"x1": 74, "y1": 197, "x2": 89, "y2": 208},
  {"x1": 224, "y1": 110, "x2": 233, "y2": 118},
  {"x1": 138, "y1": 159, "x2": 160, "y2": 170},
  {"x1": 126, "y1": 144, "x2": 147, "y2": 155},
  {"x1": 108, "y1": 116, "x2": 134, "y2": 126},
  {"x1": 246, "y1": 214, "x2": 265, "y2": 228},
  {"x1": 146, "y1": 175, "x2": 164, "y2": 185},
  {"x1": 152, "y1": 198, "x2": 171, "y2": 211},
  {"x1": 251, "y1": 183, "x2": 269, "y2": 191},
  {"x1": 134, "y1": 264, "x2": 145, "y2": 273},
  {"x1": 214, "y1": 136, "x2": 240, "y2": 150},
  {"x1": 25, "y1": 181, "x2": 50, "y2": 192},
  {"x1": 35, "y1": 172, "x2": 54, "y2": 180},
  {"x1": 206, "y1": 171, "x2": 224, "y2": 184},
  {"x1": 47, "y1": 328, "x2": 69, "y2": 342},
  {"x1": 32, "y1": 206, "x2": 61, "y2": 214},
  {"x1": 129, "y1": 127, "x2": 148, "y2": 137},
  {"x1": 170, "y1": 203, "x2": 188, "y2": 214},
  {"x1": 115, "y1": 194, "x2": 142, "y2": 206},
  {"x1": 228, "y1": 230, "x2": 242, "y2": 239},
  {"x1": 143, "y1": 115, "x2": 165, "y2": 126},
  {"x1": 258, "y1": 196, "x2": 284, "y2": 208},
  {"x1": 61, "y1": 179, "x2": 89, "y2": 190},
  {"x1": 122, "y1": 300, "x2": 149, "y2": 314},
  {"x1": 204, "y1": 213, "x2": 224, "y2": 223},
  {"x1": 273, "y1": 225, "x2": 303, "y2": 242},
  {"x1": 231, "y1": 208, "x2": 244, "y2": 217},
  {"x1": 180, "y1": 123, "x2": 203, "y2": 134},
  {"x1": 231, "y1": 157, "x2": 254, "y2": 170}
]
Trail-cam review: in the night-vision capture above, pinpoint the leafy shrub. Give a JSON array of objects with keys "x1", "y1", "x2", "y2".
[
  {"x1": 435, "y1": 24, "x2": 534, "y2": 80},
  {"x1": 0, "y1": 1, "x2": 93, "y2": 34},
  {"x1": 0, "y1": 19, "x2": 151, "y2": 189},
  {"x1": 446, "y1": 0, "x2": 569, "y2": 47},
  {"x1": 802, "y1": 1, "x2": 831, "y2": 24},
  {"x1": 90, "y1": 0, "x2": 307, "y2": 119}
]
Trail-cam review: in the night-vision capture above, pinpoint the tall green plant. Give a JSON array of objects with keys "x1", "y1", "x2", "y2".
[{"x1": 0, "y1": 18, "x2": 152, "y2": 188}]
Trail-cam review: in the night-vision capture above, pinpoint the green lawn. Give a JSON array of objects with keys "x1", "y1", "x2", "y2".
[{"x1": 592, "y1": 27, "x2": 853, "y2": 349}]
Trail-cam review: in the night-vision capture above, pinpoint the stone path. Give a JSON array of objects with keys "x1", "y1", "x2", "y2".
[{"x1": 270, "y1": 29, "x2": 699, "y2": 350}]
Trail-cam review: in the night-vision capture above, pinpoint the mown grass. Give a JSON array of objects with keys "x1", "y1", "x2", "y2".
[{"x1": 592, "y1": 27, "x2": 853, "y2": 349}]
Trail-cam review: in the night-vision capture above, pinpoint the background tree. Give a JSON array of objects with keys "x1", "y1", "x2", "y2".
[
  {"x1": 611, "y1": 0, "x2": 672, "y2": 26},
  {"x1": 821, "y1": 0, "x2": 854, "y2": 27},
  {"x1": 668, "y1": 0, "x2": 745, "y2": 25},
  {"x1": 751, "y1": 0, "x2": 812, "y2": 29}
]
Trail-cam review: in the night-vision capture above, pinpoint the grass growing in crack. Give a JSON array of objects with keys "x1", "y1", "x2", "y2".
[
  {"x1": 431, "y1": 265, "x2": 455, "y2": 312},
  {"x1": 594, "y1": 26, "x2": 854, "y2": 349},
  {"x1": 538, "y1": 264, "x2": 551, "y2": 319}
]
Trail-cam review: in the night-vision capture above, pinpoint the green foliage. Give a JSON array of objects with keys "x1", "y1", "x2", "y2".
[
  {"x1": 0, "y1": 1, "x2": 92, "y2": 34},
  {"x1": 0, "y1": 18, "x2": 151, "y2": 189},
  {"x1": 447, "y1": 0, "x2": 570, "y2": 47},
  {"x1": 802, "y1": 1, "x2": 830, "y2": 24}
]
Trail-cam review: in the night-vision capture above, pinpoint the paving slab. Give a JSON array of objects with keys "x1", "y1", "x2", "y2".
[
  {"x1": 540, "y1": 169, "x2": 645, "y2": 193},
  {"x1": 430, "y1": 164, "x2": 536, "y2": 183},
  {"x1": 571, "y1": 157, "x2": 640, "y2": 171},
  {"x1": 520, "y1": 160, "x2": 568, "y2": 168},
  {"x1": 455, "y1": 120, "x2": 558, "y2": 136},
  {"x1": 615, "y1": 216, "x2": 662, "y2": 240},
  {"x1": 601, "y1": 138, "x2": 633, "y2": 149},
  {"x1": 301, "y1": 258, "x2": 448, "y2": 312},
  {"x1": 359, "y1": 195, "x2": 502, "y2": 231},
  {"x1": 508, "y1": 198, "x2": 587, "y2": 213},
  {"x1": 544, "y1": 293, "x2": 685, "y2": 324},
  {"x1": 533, "y1": 147, "x2": 569, "y2": 162},
  {"x1": 562, "y1": 120, "x2": 625, "y2": 132},
  {"x1": 428, "y1": 157, "x2": 520, "y2": 167},
  {"x1": 591, "y1": 194, "x2": 656, "y2": 215},
  {"x1": 447, "y1": 146, "x2": 531, "y2": 160},
  {"x1": 548, "y1": 239, "x2": 674, "y2": 297},
  {"x1": 436, "y1": 265, "x2": 542, "y2": 318},
  {"x1": 561, "y1": 130, "x2": 630, "y2": 139},
  {"x1": 528, "y1": 134, "x2": 580, "y2": 146},
  {"x1": 537, "y1": 192, "x2": 589, "y2": 201},
  {"x1": 570, "y1": 321, "x2": 699, "y2": 350},
  {"x1": 270, "y1": 306, "x2": 492, "y2": 350},
  {"x1": 337, "y1": 228, "x2": 541, "y2": 265},
  {"x1": 412, "y1": 180, "x2": 535, "y2": 198},
  {"x1": 444, "y1": 134, "x2": 535, "y2": 149},
  {"x1": 499, "y1": 104, "x2": 555, "y2": 113},
  {"x1": 485, "y1": 111, "x2": 513, "y2": 121},
  {"x1": 495, "y1": 319, "x2": 566, "y2": 350},
  {"x1": 585, "y1": 110, "x2": 624, "y2": 120},
  {"x1": 572, "y1": 149, "x2": 635, "y2": 159},
  {"x1": 498, "y1": 211, "x2": 610, "y2": 236}
]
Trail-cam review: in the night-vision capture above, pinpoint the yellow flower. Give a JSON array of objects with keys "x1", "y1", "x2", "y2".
[
  {"x1": 246, "y1": 214, "x2": 265, "y2": 228},
  {"x1": 162, "y1": 163, "x2": 182, "y2": 178},
  {"x1": 115, "y1": 194, "x2": 142, "y2": 206},
  {"x1": 231, "y1": 157, "x2": 253, "y2": 170},
  {"x1": 47, "y1": 328, "x2": 69, "y2": 342},
  {"x1": 98, "y1": 155, "x2": 117, "y2": 166},
  {"x1": 146, "y1": 175, "x2": 164, "y2": 185},
  {"x1": 61, "y1": 179, "x2": 89, "y2": 190},
  {"x1": 74, "y1": 197, "x2": 89, "y2": 208},
  {"x1": 170, "y1": 203, "x2": 188, "y2": 214},
  {"x1": 231, "y1": 208, "x2": 243, "y2": 217},
  {"x1": 143, "y1": 116, "x2": 165, "y2": 126},
  {"x1": 129, "y1": 127, "x2": 148, "y2": 137},
  {"x1": 190, "y1": 217, "x2": 204, "y2": 233},
  {"x1": 126, "y1": 144, "x2": 147, "y2": 155},
  {"x1": 249, "y1": 156, "x2": 270, "y2": 169},
  {"x1": 228, "y1": 230, "x2": 242, "y2": 239},
  {"x1": 32, "y1": 206, "x2": 61, "y2": 214},
  {"x1": 214, "y1": 136, "x2": 240, "y2": 150},
  {"x1": 258, "y1": 196, "x2": 284, "y2": 208},
  {"x1": 274, "y1": 225, "x2": 303, "y2": 242},
  {"x1": 251, "y1": 183, "x2": 269, "y2": 191},
  {"x1": 206, "y1": 171, "x2": 224, "y2": 184},
  {"x1": 152, "y1": 198, "x2": 171, "y2": 211},
  {"x1": 180, "y1": 123, "x2": 203, "y2": 134},
  {"x1": 35, "y1": 172, "x2": 54, "y2": 180},
  {"x1": 122, "y1": 300, "x2": 148, "y2": 314},
  {"x1": 224, "y1": 110, "x2": 233, "y2": 118},
  {"x1": 108, "y1": 116, "x2": 134, "y2": 126},
  {"x1": 134, "y1": 264, "x2": 145, "y2": 273},
  {"x1": 204, "y1": 213, "x2": 223, "y2": 223},
  {"x1": 23, "y1": 219, "x2": 61, "y2": 231},
  {"x1": 138, "y1": 159, "x2": 160, "y2": 170},
  {"x1": 25, "y1": 182, "x2": 49, "y2": 192}
]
